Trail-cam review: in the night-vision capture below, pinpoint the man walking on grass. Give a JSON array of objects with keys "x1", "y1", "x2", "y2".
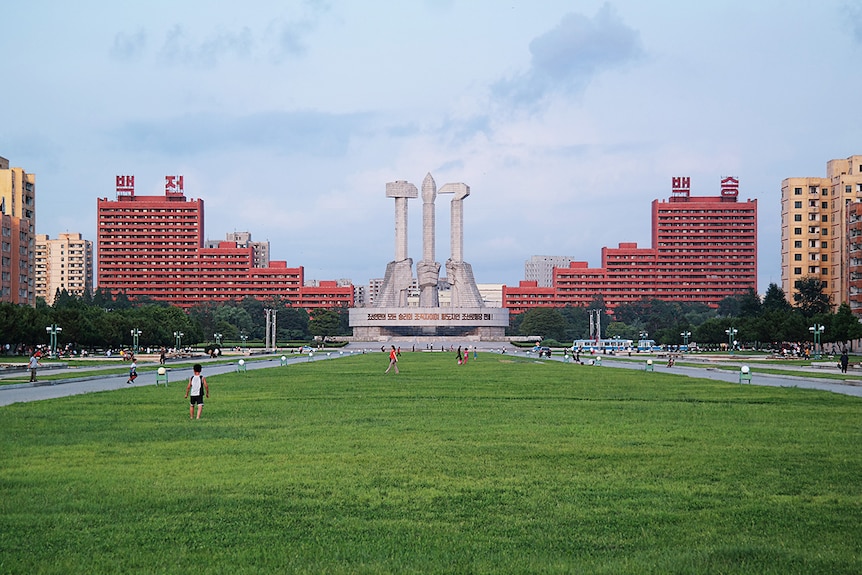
[{"x1": 184, "y1": 364, "x2": 209, "y2": 419}]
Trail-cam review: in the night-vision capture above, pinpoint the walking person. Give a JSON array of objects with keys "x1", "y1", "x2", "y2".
[
  {"x1": 28, "y1": 352, "x2": 42, "y2": 383},
  {"x1": 840, "y1": 350, "x2": 850, "y2": 373},
  {"x1": 384, "y1": 345, "x2": 399, "y2": 374},
  {"x1": 456, "y1": 346, "x2": 462, "y2": 365},
  {"x1": 184, "y1": 364, "x2": 209, "y2": 419},
  {"x1": 126, "y1": 358, "x2": 138, "y2": 384}
]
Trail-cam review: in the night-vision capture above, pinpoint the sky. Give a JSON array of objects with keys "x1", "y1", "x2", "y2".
[{"x1": 3, "y1": 0, "x2": 861, "y2": 292}]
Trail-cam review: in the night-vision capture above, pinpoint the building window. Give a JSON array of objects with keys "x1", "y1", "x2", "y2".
[
  {"x1": 822, "y1": 241, "x2": 827, "y2": 248},
  {"x1": 822, "y1": 254, "x2": 828, "y2": 262},
  {"x1": 795, "y1": 188, "x2": 802, "y2": 195},
  {"x1": 823, "y1": 228, "x2": 828, "y2": 236},
  {"x1": 822, "y1": 201, "x2": 828, "y2": 209},
  {"x1": 794, "y1": 267, "x2": 802, "y2": 274},
  {"x1": 794, "y1": 201, "x2": 802, "y2": 209},
  {"x1": 794, "y1": 214, "x2": 802, "y2": 222},
  {"x1": 794, "y1": 254, "x2": 802, "y2": 261},
  {"x1": 796, "y1": 241, "x2": 803, "y2": 248},
  {"x1": 822, "y1": 281, "x2": 828, "y2": 288},
  {"x1": 822, "y1": 215, "x2": 828, "y2": 222},
  {"x1": 794, "y1": 228, "x2": 802, "y2": 235}
]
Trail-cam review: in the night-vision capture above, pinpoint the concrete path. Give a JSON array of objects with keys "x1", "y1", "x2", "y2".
[
  {"x1": 0, "y1": 350, "x2": 350, "y2": 407},
  {"x1": 2, "y1": 345, "x2": 861, "y2": 407}
]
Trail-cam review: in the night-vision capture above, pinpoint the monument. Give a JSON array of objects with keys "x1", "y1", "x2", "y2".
[{"x1": 350, "y1": 173, "x2": 509, "y2": 340}]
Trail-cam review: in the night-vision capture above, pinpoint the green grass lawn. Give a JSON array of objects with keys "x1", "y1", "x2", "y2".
[{"x1": 1, "y1": 353, "x2": 860, "y2": 574}]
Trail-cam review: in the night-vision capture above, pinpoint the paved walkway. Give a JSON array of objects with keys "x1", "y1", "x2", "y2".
[
  {"x1": 0, "y1": 351, "x2": 347, "y2": 407},
  {"x1": 2, "y1": 346, "x2": 861, "y2": 407}
]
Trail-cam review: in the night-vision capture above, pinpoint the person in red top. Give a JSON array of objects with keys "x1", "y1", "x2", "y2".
[{"x1": 384, "y1": 345, "x2": 399, "y2": 374}]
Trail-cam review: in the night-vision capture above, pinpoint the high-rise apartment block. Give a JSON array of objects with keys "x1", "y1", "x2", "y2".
[
  {"x1": 97, "y1": 175, "x2": 352, "y2": 310},
  {"x1": 0, "y1": 155, "x2": 36, "y2": 305},
  {"x1": 504, "y1": 177, "x2": 758, "y2": 314},
  {"x1": 525, "y1": 255, "x2": 576, "y2": 287},
  {"x1": 781, "y1": 155, "x2": 862, "y2": 311},
  {"x1": 34, "y1": 233, "x2": 93, "y2": 304},
  {"x1": 205, "y1": 231, "x2": 270, "y2": 268}
]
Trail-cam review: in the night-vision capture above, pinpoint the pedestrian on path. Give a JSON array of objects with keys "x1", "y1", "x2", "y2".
[
  {"x1": 28, "y1": 352, "x2": 42, "y2": 382},
  {"x1": 384, "y1": 345, "x2": 399, "y2": 374},
  {"x1": 126, "y1": 359, "x2": 138, "y2": 384},
  {"x1": 184, "y1": 364, "x2": 209, "y2": 419}
]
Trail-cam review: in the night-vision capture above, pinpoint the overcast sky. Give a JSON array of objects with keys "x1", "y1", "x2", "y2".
[{"x1": 3, "y1": 1, "x2": 861, "y2": 291}]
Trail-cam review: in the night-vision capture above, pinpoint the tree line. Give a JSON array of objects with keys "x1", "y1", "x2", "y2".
[
  {"x1": 0, "y1": 288, "x2": 351, "y2": 354},
  {"x1": 4, "y1": 279, "x2": 859, "y2": 355},
  {"x1": 511, "y1": 280, "x2": 862, "y2": 351}
]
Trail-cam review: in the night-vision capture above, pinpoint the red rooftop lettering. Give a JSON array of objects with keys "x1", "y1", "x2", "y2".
[
  {"x1": 165, "y1": 175, "x2": 184, "y2": 194},
  {"x1": 116, "y1": 175, "x2": 134, "y2": 197}
]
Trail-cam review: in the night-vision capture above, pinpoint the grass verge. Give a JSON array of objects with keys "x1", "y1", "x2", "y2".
[{"x1": 1, "y1": 353, "x2": 860, "y2": 574}]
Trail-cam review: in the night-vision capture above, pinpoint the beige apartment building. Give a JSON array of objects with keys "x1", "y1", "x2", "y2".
[
  {"x1": 781, "y1": 155, "x2": 862, "y2": 310},
  {"x1": 34, "y1": 233, "x2": 93, "y2": 305},
  {"x1": 0, "y1": 155, "x2": 36, "y2": 305}
]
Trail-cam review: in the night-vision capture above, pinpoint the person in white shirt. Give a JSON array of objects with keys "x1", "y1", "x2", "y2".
[{"x1": 184, "y1": 364, "x2": 210, "y2": 420}]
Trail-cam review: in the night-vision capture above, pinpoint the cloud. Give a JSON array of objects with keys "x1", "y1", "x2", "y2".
[
  {"x1": 158, "y1": 24, "x2": 254, "y2": 67},
  {"x1": 110, "y1": 110, "x2": 371, "y2": 157},
  {"x1": 492, "y1": 3, "x2": 642, "y2": 110},
  {"x1": 267, "y1": 0, "x2": 331, "y2": 61},
  {"x1": 111, "y1": 28, "x2": 147, "y2": 61},
  {"x1": 847, "y1": 1, "x2": 862, "y2": 43}
]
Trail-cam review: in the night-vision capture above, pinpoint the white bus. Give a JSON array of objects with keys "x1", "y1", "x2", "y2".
[{"x1": 571, "y1": 338, "x2": 634, "y2": 353}]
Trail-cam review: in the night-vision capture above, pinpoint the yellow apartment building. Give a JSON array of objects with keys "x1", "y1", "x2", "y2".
[
  {"x1": 781, "y1": 155, "x2": 862, "y2": 309},
  {"x1": 34, "y1": 233, "x2": 93, "y2": 305},
  {"x1": 0, "y1": 155, "x2": 36, "y2": 305}
]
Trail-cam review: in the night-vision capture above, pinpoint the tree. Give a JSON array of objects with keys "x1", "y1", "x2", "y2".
[
  {"x1": 717, "y1": 296, "x2": 740, "y2": 318},
  {"x1": 762, "y1": 283, "x2": 792, "y2": 314},
  {"x1": 308, "y1": 309, "x2": 342, "y2": 340},
  {"x1": 694, "y1": 318, "x2": 734, "y2": 345},
  {"x1": 793, "y1": 277, "x2": 832, "y2": 317},
  {"x1": 738, "y1": 288, "x2": 762, "y2": 318},
  {"x1": 557, "y1": 306, "x2": 590, "y2": 341},
  {"x1": 829, "y1": 303, "x2": 862, "y2": 350},
  {"x1": 518, "y1": 308, "x2": 567, "y2": 342}
]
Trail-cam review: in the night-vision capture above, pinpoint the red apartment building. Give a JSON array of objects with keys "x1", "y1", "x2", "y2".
[
  {"x1": 503, "y1": 177, "x2": 758, "y2": 315},
  {"x1": 97, "y1": 176, "x2": 352, "y2": 310}
]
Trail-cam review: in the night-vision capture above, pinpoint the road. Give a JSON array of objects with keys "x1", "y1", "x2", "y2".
[{"x1": 2, "y1": 345, "x2": 861, "y2": 407}]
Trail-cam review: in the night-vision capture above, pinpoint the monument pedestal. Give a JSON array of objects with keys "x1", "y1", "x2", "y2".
[{"x1": 350, "y1": 307, "x2": 509, "y2": 341}]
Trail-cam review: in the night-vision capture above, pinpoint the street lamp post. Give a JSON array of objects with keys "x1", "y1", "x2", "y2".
[
  {"x1": 240, "y1": 333, "x2": 248, "y2": 349},
  {"x1": 46, "y1": 324, "x2": 62, "y2": 357},
  {"x1": 809, "y1": 324, "x2": 826, "y2": 360},
  {"x1": 131, "y1": 328, "x2": 142, "y2": 354},
  {"x1": 638, "y1": 331, "x2": 648, "y2": 352},
  {"x1": 725, "y1": 327, "x2": 738, "y2": 355},
  {"x1": 214, "y1": 332, "x2": 222, "y2": 346},
  {"x1": 173, "y1": 331, "x2": 184, "y2": 350},
  {"x1": 681, "y1": 331, "x2": 691, "y2": 349}
]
